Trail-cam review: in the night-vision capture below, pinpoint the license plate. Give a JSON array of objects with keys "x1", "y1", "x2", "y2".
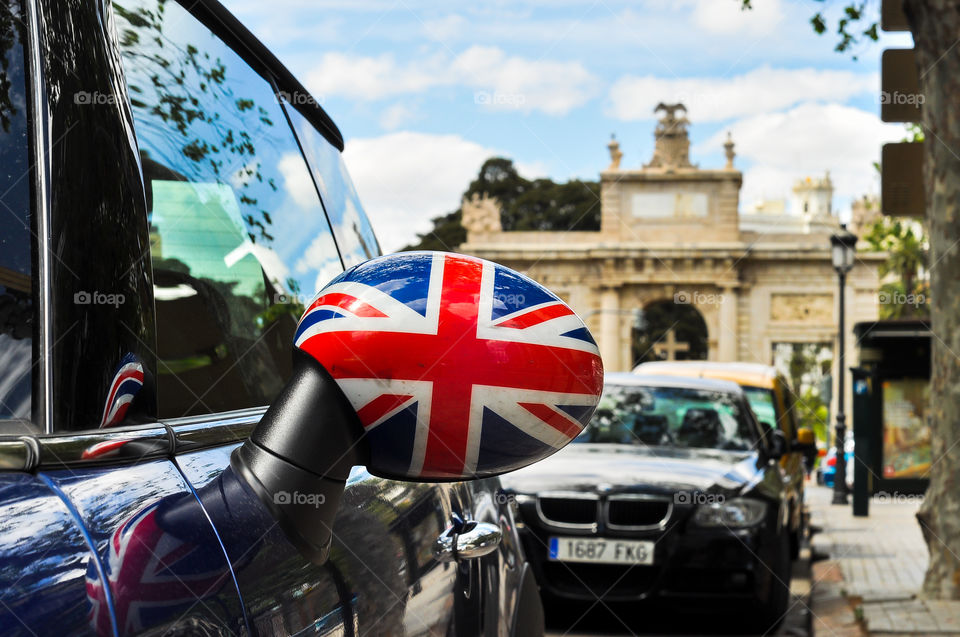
[{"x1": 548, "y1": 537, "x2": 655, "y2": 565}]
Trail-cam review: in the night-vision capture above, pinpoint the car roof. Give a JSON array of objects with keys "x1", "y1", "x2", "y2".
[
  {"x1": 604, "y1": 371, "x2": 745, "y2": 395},
  {"x1": 632, "y1": 361, "x2": 780, "y2": 390}
]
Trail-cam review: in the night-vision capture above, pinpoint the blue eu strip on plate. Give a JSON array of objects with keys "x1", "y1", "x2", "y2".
[{"x1": 549, "y1": 537, "x2": 559, "y2": 559}]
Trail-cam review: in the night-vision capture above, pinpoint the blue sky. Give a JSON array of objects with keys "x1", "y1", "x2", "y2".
[{"x1": 226, "y1": 0, "x2": 913, "y2": 251}]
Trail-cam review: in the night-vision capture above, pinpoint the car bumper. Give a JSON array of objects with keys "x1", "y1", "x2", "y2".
[{"x1": 518, "y1": 523, "x2": 775, "y2": 604}]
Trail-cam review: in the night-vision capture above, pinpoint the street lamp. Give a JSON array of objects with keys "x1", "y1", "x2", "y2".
[{"x1": 830, "y1": 225, "x2": 858, "y2": 505}]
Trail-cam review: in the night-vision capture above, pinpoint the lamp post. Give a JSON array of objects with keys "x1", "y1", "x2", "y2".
[{"x1": 830, "y1": 225, "x2": 858, "y2": 505}]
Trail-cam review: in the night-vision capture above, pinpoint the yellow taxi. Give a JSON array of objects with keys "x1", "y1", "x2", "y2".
[{"x1": 633, "y1": 361, "x2": 815, "y2": 558}]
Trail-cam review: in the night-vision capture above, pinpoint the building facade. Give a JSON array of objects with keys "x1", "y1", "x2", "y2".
[{"x1": 460, "y1": 104, "x2": 882, "y2": 418}]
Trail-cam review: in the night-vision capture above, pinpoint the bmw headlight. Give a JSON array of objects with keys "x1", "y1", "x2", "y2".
[{"x1": 691, "y1": 497, "x2": 767, "y2": 528}]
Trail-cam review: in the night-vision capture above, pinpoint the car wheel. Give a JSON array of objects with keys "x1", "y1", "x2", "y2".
[
  {"x1": 750, "y1": 535, "x2": 792, "y2": 633},
  {"x1": 789, "y1": 517, "x2": 803, "y2": 560},
  {"x1": 762, "y1": 538, "x2": 793, "y2": 630},
  {"x1": 511, "y1": 563, "x2": 545, "y2": 637}
]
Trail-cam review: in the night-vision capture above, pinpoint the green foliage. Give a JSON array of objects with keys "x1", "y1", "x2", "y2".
[
  {"x1": 904, "y1": 122, "x2": 925, "y2": 143},
  {"x1": 864, "y1": 216, "x2": 930, "y2": 318},
  {"x1": 740, "y1": 0, "x2": 879, "y2": 60},
  {"x1": 799, "y1": 386, "x2": 830, "y2": 444},
  {"x1": 406, "y1": 209, "x2": 466, "y2": 252},
  {"x1": 774, "y1": 342, "x2": 833, "y2": 444},
  {"x1": 403, "y1": 157, "x2": 600, "y2": 251}
]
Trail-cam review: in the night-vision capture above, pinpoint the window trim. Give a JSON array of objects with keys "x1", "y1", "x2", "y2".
[
  {"x1": 0, "y1": 407, "x2": 262, "y2": 471},
  {"x1": 24, "y1": 0, "x2": 52, "y2": 433}
]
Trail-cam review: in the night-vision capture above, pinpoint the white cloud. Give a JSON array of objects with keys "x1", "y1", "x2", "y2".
[
  {"x1": 454, "y1": 46, "x2": 599, "y2": 115},
  {"x1": 278, "y1": 153, "x2": 320, "y2": 210},
  {"x1": 379, "y1": 103, "x2": 417, "y2": 130},
  {"x1": 516, "y1": 160, "x2": 550, "y2": 179},
  {"x1": 701, "y1": 103, "x2": 904, "y2": 217},
  {"x1": 306, "y1": 52, "x2": 442, "y2": 101},
  {"x1": 690, "y1": 0, "x2": 784, "y2": 35},
  {"x1": 422, "y1": 14, "x2": 467, "y2": 41},
  {"x1": 608, "y1": 66, "x2": 877, "y2": 122},
  {"x1": 342, "y1": 132, "x2": 498, "y2": 252},
  {"x1": 305, "y1": 46, "x2": 599, "y2": 116}
]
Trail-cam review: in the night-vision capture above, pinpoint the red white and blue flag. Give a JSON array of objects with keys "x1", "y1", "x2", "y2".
[
  {"x1": 99, "y1": 354, "x2": 144, "y2": 428},
  {"x1": 295, "y1": 252, "x2": 603, "y2": 479},
  {"x1": 86, "y1": 501, "x2": 231, "y2": 635}
]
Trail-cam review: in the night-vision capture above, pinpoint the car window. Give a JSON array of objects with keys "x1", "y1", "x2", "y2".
[
  {"x1": 285, "y1": 104, "x2": 380, "y2": 267},
  {"x1": 0, "y1": 0, "x2": 34, "y2": 425},
  {"x1": 575, "y1": 383, "x2": 759, "y2": 451},
  {"x1": 743, "y1": 386, "x2": 778, "y2": 430},
  {"x1": 114, "y1": 0, "x2": 344, "y2": 418},
  {"x1": 780, "y1": 383, "x2": 800, "y2": 439}
]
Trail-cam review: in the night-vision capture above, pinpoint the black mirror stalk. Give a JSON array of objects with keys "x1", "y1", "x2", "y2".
[{"x1": 230, "y1": 349, "x2": 366, "y2": 564}]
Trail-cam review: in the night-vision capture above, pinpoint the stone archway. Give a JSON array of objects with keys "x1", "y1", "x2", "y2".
[{"x1": 631, "y1": 299, "x2": 709, "y2": 367}]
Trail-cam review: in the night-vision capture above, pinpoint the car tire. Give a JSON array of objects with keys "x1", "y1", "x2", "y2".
[
  {"x1": 750, "y1": 535, "x2": 792, "y2": 633},
  {"x1": 789, "y1": 522, "x2": 802, "y2": 560},
  {"x1": 511, "y1": 563, "x2": 545, "y2": 637},
  {"x1": 761, "y1": 537, "x2": 793, "y2": 630}
]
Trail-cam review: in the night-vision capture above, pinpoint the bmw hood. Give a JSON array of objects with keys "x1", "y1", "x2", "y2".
[{"x1": 499, "y1": 443, "x2": 762, "y2": 497}]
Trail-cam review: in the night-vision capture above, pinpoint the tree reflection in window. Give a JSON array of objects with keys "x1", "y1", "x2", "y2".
[
  {"x1": 0, "y1": 0, "x2": 34, "y2": 423},
  {"x1": 114, "y1": 0, "x2": 342, "y2": 416}
]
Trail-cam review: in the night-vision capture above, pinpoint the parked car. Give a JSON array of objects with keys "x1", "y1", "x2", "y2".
[
  {"x1": 818, "y1": 439, "x2": 856, "y2": 489},
  {"x1": 634, "y1": 361, "x2": 816, "y2": 558},
  {"x1": 0, "y1": 0, "x2": 605, "y2": 634},
  {"x1": 500, "y1": 373, "x2": 794, "y2": 631}
]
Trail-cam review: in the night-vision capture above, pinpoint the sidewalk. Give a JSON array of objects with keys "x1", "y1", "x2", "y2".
[{"x1": 807, "y1": 484, "x2": 960, "y2": 635}]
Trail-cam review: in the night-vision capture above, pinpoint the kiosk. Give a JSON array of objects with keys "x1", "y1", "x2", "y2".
[{"x1": 850, "y1": 319, "x2": 931, "y2": 516}]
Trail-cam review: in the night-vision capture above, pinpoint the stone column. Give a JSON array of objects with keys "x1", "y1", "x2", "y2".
[
  {"x1": 599, "y1": 286, "x2": 621, "y2": 371},
  {"x1": 717, "y1": 283, "x2": 739, "y2": 361}
]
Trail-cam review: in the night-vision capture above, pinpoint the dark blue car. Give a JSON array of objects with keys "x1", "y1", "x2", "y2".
[{"x1": 0, "y1": 0, "x2": 560, "y2": 634}]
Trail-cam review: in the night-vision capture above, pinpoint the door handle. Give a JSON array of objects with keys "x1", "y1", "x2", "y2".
[{"x1": 435, "y1": 520, "x2": 502, "y2": 562}]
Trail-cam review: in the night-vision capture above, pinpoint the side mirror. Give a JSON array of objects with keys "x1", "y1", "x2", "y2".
[
  {"x1": 231, "y1": 251, "x2": 603, "y2": 563},
  {"x1": 796, "y1": 427, "x2": 815, "y2": 447},
  {"x1": 767, "y1": 429, "x2": 787, "y2": 460}
]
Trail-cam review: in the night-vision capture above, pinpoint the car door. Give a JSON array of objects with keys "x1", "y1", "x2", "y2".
[
  {"x1": 1, "y1": 0, "x2": 245, "y2": 634},
  {"x1": 108, "y1": 1, "x2": 483, "y2": 635}
]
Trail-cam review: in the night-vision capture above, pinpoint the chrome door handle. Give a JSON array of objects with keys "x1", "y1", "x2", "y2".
[{"x1": 435, "y1": 521, "x2": 502, "y2": 562}]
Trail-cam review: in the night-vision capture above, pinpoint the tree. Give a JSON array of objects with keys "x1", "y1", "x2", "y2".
[
  {"x1": 864, "y1": 216, "x2": 930, "y2": 318},
  {"x1": 741, "y1": 0, "x2": 960, "y2": 600},
  {"x1": 403, "y1": 157, "x2": 600, "y2": 251}
]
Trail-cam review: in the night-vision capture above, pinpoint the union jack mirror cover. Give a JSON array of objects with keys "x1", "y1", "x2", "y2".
[{"x1": 295, "y1": 251, "x2": 604, "y2": 480}]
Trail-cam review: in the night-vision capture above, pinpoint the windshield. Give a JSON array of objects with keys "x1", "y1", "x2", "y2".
[
  {"x1": 743, "y1": 386, "x2": 778, "y2": 429},
  {"x1": 574, "y1": 383, "x2": 759, "y2": 451}
]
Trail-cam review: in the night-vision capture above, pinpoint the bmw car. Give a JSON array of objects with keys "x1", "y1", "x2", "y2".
[{"x1": 500, "y1": 373, "x2": 794, "y2": 630}]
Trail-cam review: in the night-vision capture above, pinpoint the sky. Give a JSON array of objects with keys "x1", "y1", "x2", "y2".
[{"x1": 225, "y1": 0, "x2": 914, "y2": 252}]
